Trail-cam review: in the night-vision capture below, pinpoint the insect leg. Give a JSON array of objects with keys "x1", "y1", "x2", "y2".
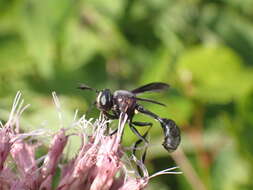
[
  {"x1": 133, "y1": 130, "x2": 149, "y2": 177},
  {"x1": 136, "y1": 105, "x2": 181, "y2": 152},
  {"x1": 131, "y1": 106, "x2": 160, "y2": 145},
  {"x1": 102, "y1": 111, "x2": 119, "y2": 135},
  {"x1": 131, "y1": 121, "x2": 152, "y2": 149},
  {"x1": 135, "y1": 105, "x2": 163, "y2": 123},
  {"x1": 102, "y1": 111, "x2": 118, "y2": 120},
  {"x1": 132, "y1": 125, "x2": 151, "y2": 157},
  {"x1": 131, "y1": 121, "x2": 153, "y2": 127},
  {"x1": 129, "y1": 123, "x2": 148, "y2": 144}
]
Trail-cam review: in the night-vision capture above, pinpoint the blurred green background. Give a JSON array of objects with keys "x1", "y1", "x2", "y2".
[{"x1": 1, "y1": 0, "x2": 253, "y2": 189}]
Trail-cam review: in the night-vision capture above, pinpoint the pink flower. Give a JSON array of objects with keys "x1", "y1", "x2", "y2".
[
  {"x1": 40, "y1": 129, "x2": 68, "y2": 179},
  {"x1": 10, "y1": 141, "x2": 39, "y2": 189},
  {"x1": 0, "y1": 92, "x2": 181, "y2": 190},
  {"x1": 0, "y1": 129, "x2": 12, "y2": 172}
]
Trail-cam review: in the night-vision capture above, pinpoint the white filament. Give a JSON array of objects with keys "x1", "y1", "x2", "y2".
[{"x1": 52, "y1": 92, "x2": 63, "y2": 128}]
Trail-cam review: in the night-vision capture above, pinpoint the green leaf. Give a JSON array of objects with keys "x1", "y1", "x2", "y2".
[{"x1": 176, "y1": 45, "x2": 253, "y2": 103}]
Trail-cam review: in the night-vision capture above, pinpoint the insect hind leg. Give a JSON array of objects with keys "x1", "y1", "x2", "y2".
[
  {"x1": 132, "y1": 128, "x2": 150, "y2": 177},
  {"x1": 129, "y1": 123, "x2": 149, "y2": 144},
  {"x1": 129, "y1": 121, "x2": 152, "y2": 156},
  {"x1": 131, "y1": 121, "x2": 153, "y2": 127}
]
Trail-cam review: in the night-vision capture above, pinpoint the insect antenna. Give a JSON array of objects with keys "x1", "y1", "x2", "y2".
[{"x1": 77, "y1": 83, "x2": 99, "y2": 93}]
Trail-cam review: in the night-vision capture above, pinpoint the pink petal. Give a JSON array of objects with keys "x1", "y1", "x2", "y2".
[
  {"x1": 0, "y1": 129, "x2": 12, "y2": 172},
  {"x1": 41, "y1": 129, "x2": 68, "y2": 180}
]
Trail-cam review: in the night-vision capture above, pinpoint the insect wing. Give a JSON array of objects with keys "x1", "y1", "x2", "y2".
[
  {"x1": 131, "y1": 82, "x2": 169, "y2": 94},
  {"x1": 135, "y1": 97, "x2": 166, "y2": 107}
]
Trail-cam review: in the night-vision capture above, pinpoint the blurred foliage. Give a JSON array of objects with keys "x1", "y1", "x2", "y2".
[{"x1": 1, "y1": 0, "x2": 253, "y2": 189}]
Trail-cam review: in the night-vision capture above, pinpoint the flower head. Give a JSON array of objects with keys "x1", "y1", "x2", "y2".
[{"x1": 0, "y1": 92, "x2": 181, "y2": 190}]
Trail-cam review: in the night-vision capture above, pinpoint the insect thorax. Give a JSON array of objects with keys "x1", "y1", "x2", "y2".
[{"x1": 113, "y1": 90, "x2": 136, "y2": 114}]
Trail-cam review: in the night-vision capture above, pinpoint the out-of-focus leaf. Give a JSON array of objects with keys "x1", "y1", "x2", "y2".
[
  {"x1": 223, "y1": 0, "x2": 253, "y2": 15},
  {"x1": 18, "y1": 0, "x2": 74, "y2": 78},
  {"x1": 155, "y1": 1, "x2": 198, "y2": 53},
  {"x1": 140, "y1": 48, "x2": 173, "y2": 84},
  {"x1": 237, "y1": 89, "x2": 253, "y2": 126},
  {"x1": 201, "y1": 6, "x2": 253, "y2": 66},
  {"x1": 164, "y1": 95, "x2": 194, "y2": 126},
  {"x1": 85, "y1": 0, "x2": 124, "y2": 18},
  {"x1": 0, "y1": 33, "x2": 29, "y2": 95},
  {"x1": 212, "y1": 144, "x2": 251, "y2": 190},
  {"x1": 176, "y1": 45, "x2": 253, "y2": 103},
  {"x1": 62, "y1": 20, "x2": 103, "y2": 71}
]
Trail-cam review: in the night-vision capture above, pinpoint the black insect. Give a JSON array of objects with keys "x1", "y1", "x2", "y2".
[{"x1": 78, "y1": 82, "x2": 180, "y2": 152}]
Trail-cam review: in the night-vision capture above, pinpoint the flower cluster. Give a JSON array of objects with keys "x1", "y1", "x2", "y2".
[{"x1": 0, "y1": 92, "x2": 180, "y2": 190}]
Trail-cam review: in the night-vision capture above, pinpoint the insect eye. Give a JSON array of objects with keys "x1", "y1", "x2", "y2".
[
  {"x1": 97, "y1": 89, "x2": 113, "y2": 111},
  {"x1": 100, "y1": 94, "x2": 107, "y2": 105}
]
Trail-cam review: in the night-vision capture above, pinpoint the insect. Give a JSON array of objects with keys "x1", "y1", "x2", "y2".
[{"x1": 78, "y1": 82, "x2": 180, "y2": 152}]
